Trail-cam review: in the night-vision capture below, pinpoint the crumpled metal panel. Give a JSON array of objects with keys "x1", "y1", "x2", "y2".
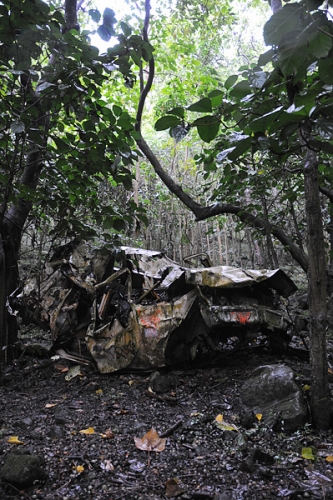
[
  {"x1": 13, "y1": 242, "x2": 298, "y2": 373},
  {"x1": 184, "y1": 266, "x2": 297, "y2": 296},
  {"x1": 200, "y1": 304, "x2": 290, "y2": 332},
  {"x1": 86, "y1": 289, "x2": 198, "y2": 373}
]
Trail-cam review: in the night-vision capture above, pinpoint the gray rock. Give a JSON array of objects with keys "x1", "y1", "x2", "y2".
[
  {"x1": 239, "y1": 364, "x2": 308, "y2": 431},
  {"x1": 46, "y1": 425, "x2": 65, "y2": 439},
  {"x1": 16, "y1": 417, "x2": 32, "y2": 428},
  {"x1": 149, "y1": 371, "x2": 173, "y2": 394},
  {"x1": 0, "y1": 451, "x2": 47, "y2": 486},
  {"x1": 54, "y1": 410, "x2": 69, "y2": 425}
]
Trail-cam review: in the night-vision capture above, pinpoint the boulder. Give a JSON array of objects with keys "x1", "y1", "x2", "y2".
[
  {"x1": 0, "y1": 451, "x2": 47, "y2": 486},
  {"x1": 239, "y1": 364, "x2": 308, "y2": 431}
]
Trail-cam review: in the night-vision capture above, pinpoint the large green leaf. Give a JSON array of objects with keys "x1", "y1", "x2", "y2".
[
  {"x1": 229, "y1": 80, "x2": 252, "y2": 99},
  {"x1": 187, "y1": 97, "x2": 212, "y2": 113},
  {"x1": 209, "y1": 90, "x2": 224, "y2": 107},
  {"x1": 103, "y1": 8, "x2": 116, "y2": 30},
  {"x1": 258, "y1": 49, "x2": 275, "y2": 67},
  {"x1": 263, "y1": 4, "x2": 305, "y2": 46},
  {"x1": 155, "y1": 115, "x2": 181, "y2": 131},
  {"x1": 167, "y1": 106, "x2": 185, "y2": 119},
  {"x1": 277, "y1": 31, "x2": 309, "y2": 77},
  {"x1": 89, "y1": 9, "x2": 101, "y2": 23},
  {"x1": 224, "y1": 75, "x2": 238, "y2": 90},
  {"x1": 227, "y1": 137, "x2": 252, "y2": 161},
  {"x1": 308, "y1": 28, "x2": 332, "y2": 59},
  {"x1": 318, "y1": 58, "x2": 333, "y2": 84},
  {"x1": 97, "y1": 25, "x2": 112, "y2": 42},
  {"x1": 192, "y1": 115, "x2": 220, "y2": 143},
  {"x1": 250, "y1": 106, "x2": 284, "y2": 133}
]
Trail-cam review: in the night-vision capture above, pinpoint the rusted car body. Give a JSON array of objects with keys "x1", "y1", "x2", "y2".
[{"x1": 14, "y1": 243, "x2": 297, "y2": 373}]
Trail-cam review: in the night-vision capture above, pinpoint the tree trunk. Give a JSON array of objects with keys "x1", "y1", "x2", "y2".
[
  {"x1": 302, "y1": 126, "x2": 332, "y2": 428},
  {"x1": 0, "y1": 0, "x2": 78, "y2": 371},
  {"x1": 269, "y1": 0, "x2": 282, "y2": 14}
]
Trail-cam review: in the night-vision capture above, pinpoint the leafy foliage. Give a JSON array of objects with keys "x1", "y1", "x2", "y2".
[{"x1": 0, "y1": 0, "x2": 153, "y2": 242}]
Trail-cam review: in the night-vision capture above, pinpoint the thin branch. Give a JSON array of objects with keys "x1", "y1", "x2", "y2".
[{"x1": 135, "y1": 0, "x2": 154, "y2": 134}]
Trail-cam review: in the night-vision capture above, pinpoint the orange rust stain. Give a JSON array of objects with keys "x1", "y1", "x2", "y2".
[
  {"x1": 139, "y1": 306, "x2": 163, "y2": 329},
  {"x1": 230, "y1": 311, "x2": 252, "y2": 325}
]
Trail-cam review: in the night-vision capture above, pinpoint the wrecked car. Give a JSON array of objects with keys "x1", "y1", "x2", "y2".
[{"x1": 12, "y1": 243, "x2": 298, "y2": 373}]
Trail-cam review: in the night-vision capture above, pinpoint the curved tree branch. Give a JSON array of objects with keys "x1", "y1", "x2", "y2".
[
  {"x1": 135, "y1": 0, "x2": 154, "y2": 134},
  {"x1": 135, "y1": 0, "x2": 308, "y2": 273}
]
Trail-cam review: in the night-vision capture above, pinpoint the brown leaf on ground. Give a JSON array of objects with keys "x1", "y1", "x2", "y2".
[
  {"x1": 134, "y1": 427, "x2": 166, "y2": 452},
  {"x1": 165, "y1": 478, "x2": 185, "y2": 498}
]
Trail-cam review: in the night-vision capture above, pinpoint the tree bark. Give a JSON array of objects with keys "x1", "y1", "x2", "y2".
[
  {"x1": 269, "y1": 0, "x2": 282, "y2": 14},
  {"x1": 0, "y1": 0, "x2": 78, "y2": 370},
  {"x1": 302, "y1": 126, "x2": 332, "y2": 429}
]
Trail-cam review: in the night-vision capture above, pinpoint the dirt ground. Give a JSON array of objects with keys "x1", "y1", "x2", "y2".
[{"x1": 1, "y1": 346, "x2": 333, "y2": 500}]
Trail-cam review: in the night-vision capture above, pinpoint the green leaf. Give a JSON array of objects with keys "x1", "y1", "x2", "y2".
[
  {"x1": 258, "y1": 49, "x2": 274, "y2": 67},
  {"x1": 103, "y1": 8, "x2": 116, "y2": 30},
  {"x1": 187, "y1": 97, "x2": 212, "y2": 113},
  {"x1": 249, "y1": 71, "x2": 266, "y2": 89},
  {"x1": 113, "y1": 105, "x2": 122, "y2": 117},
  {"x1": 130, "y1": 49, "x2": 141, "y2": 67},
  {"x1": 209, "y1": 90, "x2": 224, "y2": 107},
  {"x1": 264, "y1": 4, "x2": 305, "y2": 46},
  {"x1": 308, "y1": 29, "x2": 332, "y2": 59},
  {"x1": 227, "y1": 137, "x2": 252, "y2": 161},
  {"x1": 229, "y1": 80, "x2": 252, "y2": 99},
  {"x1": 167, "y1": 107, "x2": 185, "y2": 118},
  {"x1": 89, "y1": 9, "x2": 101, "y2": 23},
  {"x1": 278, "y1": 32, "x2": 308, "y2": 76},
  {"x1": 251, "y1": 106, "x2": 284, "y2": 133},
  {"x1": 224, "y1": 75, "x2": 238, "y2": 90},
  {"x1": 192, "y1": 115, "x2": 220, "y2": 143},
  {"x1": 305, "y1": 0, "x2": 324, "y2": 10},
  {"x1": 318, "y1": 58, "x2": 333, "y2": 84},
  {"x1": 97, "y1": 25, "x2": 112, "y2": 42},
  {"x1": 120, "y1": 21, "x2": 131, "y2": 37},
  {"x1": 155, "y1": 115, "x2": 181, "y2": 131}
]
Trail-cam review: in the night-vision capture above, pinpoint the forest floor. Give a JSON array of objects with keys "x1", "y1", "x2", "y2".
[{"x1": 1, "y1": 345, "x2": 333, "y2": 500}]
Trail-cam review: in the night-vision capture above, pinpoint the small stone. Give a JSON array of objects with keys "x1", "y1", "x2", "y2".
[
  {"x1": 46, "y1": 425, "x2": 65, "y2": 439},
  {"x1": 17, "y1": 417, "x2": 33, "y2": 428},
  {"x1": 0, "y1": 452, "x2": 47, "y2": 486},
  {"x1": 149, "y1": 371, "x2": 174, "y2": 394}
]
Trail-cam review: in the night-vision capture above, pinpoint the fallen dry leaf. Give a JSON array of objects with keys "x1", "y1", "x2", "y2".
[
  {"x1": 7, "y1": 436, "x2": 24, "y2": 444},
  {"x1": 65, "y1": 365, "x2": 82, "y2": 381},
  {"x1": 79, "y1": 427, "x2": 95, "y2": 435},
  {"x1": 165, "y1": 478, "x2": 184, "y2": 498},
  {"x1": 302, "y1": 447, "x2": 315, "y2": 460},
  {"x1": 255, "y1": 413, "x2": 262, "y2": 421},
  {"x1": 134, "y1": 427, "x2": 166, "y2": 453},
  {"x1": 100, "y1": 429, "x2": 115, "y2": 439},
  {"x1": 215, "y1": 414, "x2": 238, "y2": 431},
  {"x1": 45, "y1": 403, "x2": 57, "y2": 408},
  {"x1": 75, "y1": 465, "x2": 84, "y2": 473}
]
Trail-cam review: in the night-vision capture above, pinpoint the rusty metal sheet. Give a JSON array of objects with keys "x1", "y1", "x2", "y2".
[
  {"x1": 86, "y1": 289, "x2": 198, "y2": 373},
  {"x1": 184, "y1": 266, "x2": 297, "y2": 296},
  {"x1": 13, "y1": 242, "x2": 299, "y2": 373},
  {"x1": 200, "y1": 304, "x2": 290, "y2": 332}
]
